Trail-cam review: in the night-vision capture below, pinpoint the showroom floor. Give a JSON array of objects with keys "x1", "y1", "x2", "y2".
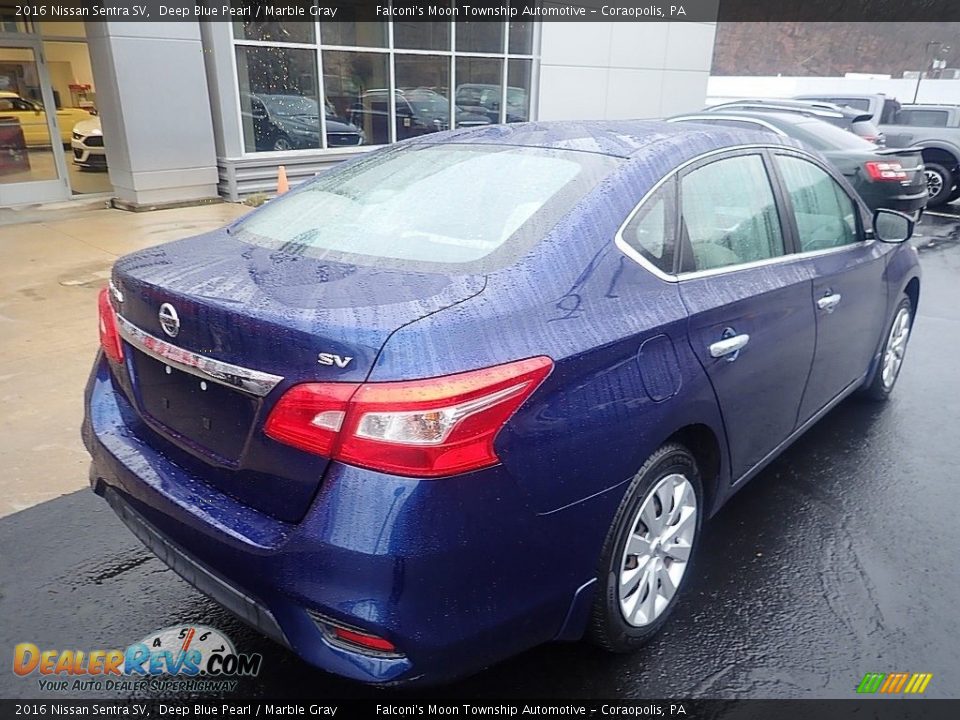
[{"x1": 0, "y1": 201, "x2": 248, "y2": 517}]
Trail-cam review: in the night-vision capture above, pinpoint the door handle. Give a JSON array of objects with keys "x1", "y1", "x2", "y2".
[
  {"x1": 709, "y1": 333, "x2": 750, "y2": 360},
  {"x1": 817, "y1": 293, "x2": 842, "y2": 313}
]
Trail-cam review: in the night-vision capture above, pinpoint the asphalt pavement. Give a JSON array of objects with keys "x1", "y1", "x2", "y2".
[{"x1": 2, "y1": 211, "x2": 959, "y2": 700}]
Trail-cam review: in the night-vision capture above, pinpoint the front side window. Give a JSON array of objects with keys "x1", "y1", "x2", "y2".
[
  {"x1": 776, "y1": 155, "x2": 859, "y2": 252},
  {"x1": 680, "y1": 155, "x2": 785, "y2": 272},
  {"x1": 622, "y1": 178, "x2": 677, "y2": 274},
  {"x1": 231, "y1": 145, "x2": 620, "y2": 271}
]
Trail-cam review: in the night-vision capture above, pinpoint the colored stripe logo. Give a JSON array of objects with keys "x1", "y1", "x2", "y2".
[{"x1": 857, "y1": 672, "x2": 933, "y2": 694}]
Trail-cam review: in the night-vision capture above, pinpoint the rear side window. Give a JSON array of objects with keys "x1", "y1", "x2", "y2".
[
  {"x1": 829, "y1": 97, "x2": 871, "y2": 112},
  {"x1": 776, "y1": 155, "x2": 858, "y2": 252},
  {"x1": 896, "y1": 109, "x2": 949, "y2": 127},
  {"x1": 232, "y1": 144, "x2": 620, "y2": 271},
  {"x1": 621, "y1": 177, "x2": 677, "y2": 274},
  {"x1": 680, "y1": 155, "x2": 785, "y2": 272}
]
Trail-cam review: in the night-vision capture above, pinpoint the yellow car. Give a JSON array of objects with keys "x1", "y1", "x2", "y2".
[{"x1": 0, "y1": 91, "x2": 92, "y2": 147}]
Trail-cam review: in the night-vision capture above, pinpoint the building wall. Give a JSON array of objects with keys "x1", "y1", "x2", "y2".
[
  {"x1": 206, "y1": 21, "x2": 718, "y2": 201},
  {"x1": 537, "y1": 22, "x2": 716, "y2": 121},
  {"x1": 86, "y1": 21, "x2": 219, "y2": 207},
  {"x1": 708, "y1": 75, "x2": 960, "y2": 105}
]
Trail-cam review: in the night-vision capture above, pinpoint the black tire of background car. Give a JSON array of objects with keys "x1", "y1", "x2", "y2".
[
  {"x1": 587, "y1": 442, "x2": 703, "y2": 653},
  {"x1": 860, "y1": 294, "x2": 913, "y2": 402},
  {"x1": 271, "y1": 134, "x2": 292, "y2": 152},
  {"x1": 924, "y1": 162, "x2": 955, "y2": 207}
]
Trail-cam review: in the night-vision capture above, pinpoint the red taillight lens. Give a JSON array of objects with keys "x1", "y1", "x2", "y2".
[
  {"x1": 264, "y1": 382, "x2": 359, "y2": 456},
  {"x1": 864, "y1": 161, "x2": 907, "y2": 181},
  {"x1": 264, "y1": 356, "x2": 553, "y2": 477},
  {"x1": 330, "y1": 626, "x2": 397, "y2": 654},
  {"x1": 97, "y1": 287, "x2": 124, "y2": 363}
]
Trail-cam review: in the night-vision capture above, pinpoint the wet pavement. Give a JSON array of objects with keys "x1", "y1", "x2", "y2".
[{"x1": 2, "y1": 211, "x2": 959, "y2": 700}]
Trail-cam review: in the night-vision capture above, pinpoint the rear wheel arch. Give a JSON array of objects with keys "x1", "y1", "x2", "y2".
[
  {"x1": 663, "y1": 423, "x2": 723, "y2": 517},
  {"x1": 920, "y1": 146, "x2": 960, "y2": 172}
]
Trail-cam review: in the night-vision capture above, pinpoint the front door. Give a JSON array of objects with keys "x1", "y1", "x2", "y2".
[
  {"x1": 677, "y1": 151, "x2": 817, "y2": 480},
  {"x1": 0, "y1": 40, "x2": 70, "y2": 205},
  {"x1": 772, "y1": 152, "x2": 888, "y2": 422}
]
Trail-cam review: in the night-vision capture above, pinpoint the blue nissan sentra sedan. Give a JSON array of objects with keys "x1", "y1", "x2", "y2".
[{"x1": 83, "y1": 121, "x2": 920, "y2": 685}]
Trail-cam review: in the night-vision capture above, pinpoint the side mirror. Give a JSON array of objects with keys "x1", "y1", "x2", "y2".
[{"x1": 873, "y1": 208, "x2": 914, "y2": 243}]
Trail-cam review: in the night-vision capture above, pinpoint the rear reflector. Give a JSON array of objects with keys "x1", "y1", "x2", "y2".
[
  {"x1": 97, "y1": 287, "x2": 124, "y2": 364},
  {"x1": 864, "y1": 161, "x2": 907, "y2": 181},
  {"x1": 308, "y1": 611, "x2": 401, "y2": 656},
  {"x1": 264, "y1": 356, "x2": 553, "y2": 477},
  {"x1": 330, "y1": 626, "x2": 397, "y2": 654}
]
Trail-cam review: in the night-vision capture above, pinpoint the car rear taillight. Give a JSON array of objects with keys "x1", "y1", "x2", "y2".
[
  {"x1": 308, "y1": 611, "x2": 401, "y2": 656},
  {"x1": 97, "y1": 287, "x2": 124, "y2": 363},
  {"x1": 264, "y1": 356, "x2": 553, "y2": 477},
  {"x1": 864, "y1": 161, "x2": 907, "y2": 181}
]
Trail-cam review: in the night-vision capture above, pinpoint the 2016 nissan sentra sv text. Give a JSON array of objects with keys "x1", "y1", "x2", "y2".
[{"x1": 83, "y1": 121, "x2": 920, "y2": 685}]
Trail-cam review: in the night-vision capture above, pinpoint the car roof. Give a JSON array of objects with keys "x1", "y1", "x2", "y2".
[{"x1": 406, "y1": 119, "x2": 801, "y2": 159}]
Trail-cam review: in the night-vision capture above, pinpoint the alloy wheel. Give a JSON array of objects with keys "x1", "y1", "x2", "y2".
[
  {"x1": 925, "y1": 168, "x2": 944, "y2": 199},
  {"x1": 273, "y1": 136, "x2": 292, "y2": 151},
  {"x1": 618, "y1": 473, "x2": 697, "y2": 627},
  {"x1": 881, "y1": 307, "x2": 911, "y2": 390}
]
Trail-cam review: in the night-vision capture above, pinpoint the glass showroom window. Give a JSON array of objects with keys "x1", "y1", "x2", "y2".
[{"x1": 233, "y1": 8, "x2": 536, "y2": 154}]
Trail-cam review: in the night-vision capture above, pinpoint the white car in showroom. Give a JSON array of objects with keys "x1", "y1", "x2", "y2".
[{"x1": 71, "y1": 116, "x2": 106, "y2": 169}]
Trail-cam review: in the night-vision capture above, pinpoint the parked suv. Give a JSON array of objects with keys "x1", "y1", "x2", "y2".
[{"x1": 706, "y1": 99, "x2": 885, "y2": 144}]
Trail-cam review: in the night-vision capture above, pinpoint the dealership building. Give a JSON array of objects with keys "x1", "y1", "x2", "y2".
[{"x1": 0, "y1": 16, "x2": 716, "y2": 208}]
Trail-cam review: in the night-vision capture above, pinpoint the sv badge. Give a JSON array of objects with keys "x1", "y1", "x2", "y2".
[{"x1": 318, "y1": 352, "x2": 353, "y2": 368}]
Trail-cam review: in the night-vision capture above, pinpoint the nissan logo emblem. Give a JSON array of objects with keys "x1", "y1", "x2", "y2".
[{"x1": 158, "y1": 303, "x2": 180, "y2": 338}]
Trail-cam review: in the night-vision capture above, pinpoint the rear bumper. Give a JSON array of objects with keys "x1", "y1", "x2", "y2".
[
  {"x1": 860, "y1": 185, "x2": 928, "y2": 214},
  {"x1": 82, "y1": 354, "x2": 599, "y2": 685}
]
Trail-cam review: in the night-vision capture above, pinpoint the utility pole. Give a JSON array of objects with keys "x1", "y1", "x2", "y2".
[{"x1": 914, "y1": 41, "x2": 951, "y2": 103}]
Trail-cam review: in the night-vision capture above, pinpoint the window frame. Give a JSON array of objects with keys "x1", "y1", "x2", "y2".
[
  {"x1": 676, "y1": 149, "x2": 791, "y2": 275},
  {"x1": 620, "y1": 175, "x2": 679, "y2": 275},
  {"x1": 614, "y1": 144, "x2": 871, "y2": 282},
  {"x1": 230, "y1": 12, "x2": 539, "y2": 156},
  {"x1": 769, "y1": 149, "x2": 868, "y2": 254}
]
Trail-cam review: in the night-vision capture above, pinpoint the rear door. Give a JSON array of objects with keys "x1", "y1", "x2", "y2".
[
  {"x1": 771, "y1": 151, "x2": 887, "y2": 423},
  {"x1": 677, "y1": 150, "x2": 817, "y2": 480}
]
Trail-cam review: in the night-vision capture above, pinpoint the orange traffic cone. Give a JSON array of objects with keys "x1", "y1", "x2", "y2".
[{"x1": 277, "y1": 165, "x2": 289, "y2": 194}]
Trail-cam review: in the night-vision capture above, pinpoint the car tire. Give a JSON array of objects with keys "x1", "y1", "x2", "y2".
[
  {"x1": 923, "y1": 163, "x2": 954, "y2": 206},
  {"x1": 587, "y1": 442, "x2": 703, "y2": 653},
  {"x1": 861, "y1": 295, "x2": 913, "y2": 402},
  {"x1": 271, "y1": 134, "x2": 292, "y2": 152}
]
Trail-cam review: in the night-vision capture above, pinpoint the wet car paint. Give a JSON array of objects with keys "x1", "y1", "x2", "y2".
[{"x1": 2, "y1": 212, "x2": 958, "y2": 700}]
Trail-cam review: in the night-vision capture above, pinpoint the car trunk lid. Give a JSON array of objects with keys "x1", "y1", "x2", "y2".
[{"x1": 111, "y1": 228, "x2": 485, "y2": 522}]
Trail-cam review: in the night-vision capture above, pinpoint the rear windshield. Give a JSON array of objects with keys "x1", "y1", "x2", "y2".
[
  {"x1": 787, "y1": 119, "x2": 878, "y2": 151},
  {"x1": 231, "y1": 144, "x2": 620, "y2": 272}
]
